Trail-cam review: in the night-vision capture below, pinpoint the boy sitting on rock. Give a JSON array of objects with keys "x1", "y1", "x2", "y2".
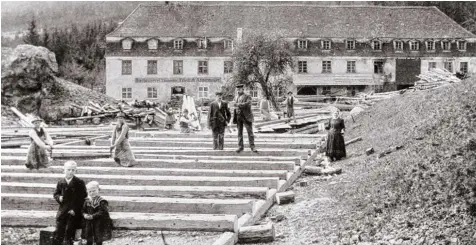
[
  {"x1": 53, "y1": 161, "x2": 87, "y2": 245},
  {"x1": 82, "y1": 181, "x2": 112, "y2": 245}
]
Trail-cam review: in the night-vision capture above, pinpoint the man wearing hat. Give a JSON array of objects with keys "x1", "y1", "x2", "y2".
[
  {"x1": 234, "y1": 84, "x2": 257, "y2": 153},
  {"x1": 208, "y1": 90, "x2": 231, "y2": 150},
  {"x1": 282, "y1": 91, "x2": 298, "y2": 123}
]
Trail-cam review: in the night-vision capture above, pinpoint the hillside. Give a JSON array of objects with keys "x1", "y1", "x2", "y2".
[{"x1": 259, "y1": 79, "x2": 476, "y2": 244}]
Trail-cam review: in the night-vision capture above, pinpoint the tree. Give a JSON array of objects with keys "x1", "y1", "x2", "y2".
[
  {"x1": 42, "y1": 27, "x2": 50, "y2": 48},
  {"x1": 231, "y1": 34, "x2": 295, "y2": 110},
  {"x1": 23, "y1": 17, "x2": 41, "y2": 46}
]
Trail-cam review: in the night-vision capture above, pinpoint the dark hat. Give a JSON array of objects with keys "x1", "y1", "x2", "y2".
[
  {"x1": 116, "y1": 112, "x2": 126, "y2": 118},
  {"x1": 235, "y1": 84, "x2": 244, "y2": 88},
  {"x1": 287, "y1": 91, "x2": 293, "y2": 95}
]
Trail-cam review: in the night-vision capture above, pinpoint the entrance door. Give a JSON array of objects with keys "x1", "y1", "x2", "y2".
[
  {"x1": 396, "y1": 59, "x2": 421, "y2": 90},
  {"x1": 171, "y1": 86, "x2": 185, "y2": 95}
]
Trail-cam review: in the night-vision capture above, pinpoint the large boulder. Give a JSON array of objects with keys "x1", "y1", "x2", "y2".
[{"x1": 1, "y1": 45, "x2": 58, "y2": 117}]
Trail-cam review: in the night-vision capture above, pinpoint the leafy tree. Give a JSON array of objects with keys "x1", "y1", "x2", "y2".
[
  {"x1": 23, "y1": 17, "x2": 41, "y2": 46},
  {"x1": 231, "y1": 34, "x2": 295, "y2": 110},
  {"x1": 42, "y1": 27, "x2": 50, "y2": 48}
]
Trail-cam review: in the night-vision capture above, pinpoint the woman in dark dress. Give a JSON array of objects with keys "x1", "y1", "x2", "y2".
[{"x1": 325, "y1": 110, "x2": 346, "y2": 161}]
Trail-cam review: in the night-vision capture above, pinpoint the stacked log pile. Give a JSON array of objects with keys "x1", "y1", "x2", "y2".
[{"x1": 414, "y1": 68, "x2": 461, "y2": 90}]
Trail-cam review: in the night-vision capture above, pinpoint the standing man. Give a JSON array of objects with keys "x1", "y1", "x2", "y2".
[
  {"x1": 283, "y1": 91, "x2": 298, "y2": 123},
  {"x1": 234, "y1": 84, "x2": 258, "y2": 153},
  {"x1": 208, "y1": 91, "x2": 231, "y2": 150}
]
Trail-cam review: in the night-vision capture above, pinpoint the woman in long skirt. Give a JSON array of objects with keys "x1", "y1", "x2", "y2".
[
  {"x1": 259, "y1": 98, "x2": 272, "y2": 121},
  {"x1": 325, "y1": 110, "x2": 346, "y2": 161},
  {"x1": 25, "y1": 117, "x2": 53, "y2": 170},
  {"x1": 109, "y1": 112, "x2": 136, "y2": 167}
]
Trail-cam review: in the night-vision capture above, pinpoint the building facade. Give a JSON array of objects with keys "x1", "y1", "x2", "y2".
[{"x1": 105, "y1": 3, "x2": 476, "y2": 101}]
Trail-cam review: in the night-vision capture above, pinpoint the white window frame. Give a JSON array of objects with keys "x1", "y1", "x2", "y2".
[
  {"x1": 394, "y1": 40, "x2": 403, "y2": 52},
  {"x1": 173, "y1": 60, "x2": 183, "y2": 75},
  {"x1": 426, "y1": 40, "x2": 435, "y2": 51},
  {"x1": 346, "y1": 40, "x2": 356, "y2": 50},
  {"x1": 428, "y1": 62, "x2": 437, "y2": 71},
  {"x1": 457, "y1": 41, "x2": 467, "y2": 51},
  {"x1": 297, "y1": 39, "x2": 308, "y2": 49},
  {"x1": 250, "y1": 86, "x2": 259, "y2": 98},
  {"x1": 374, "y1": 60, "x2": 384, "y2": 74},
  {"x1": 122, "y1": 38, "x2": 133, "y2": 50},
  {"x1": 224, "y1": 61, "x2": 233, "y2": 74},
  {"x1": 347, "y1": 61, "x2": 356, "y2": 73},
  {"x1": 121, "y1": 60, "x2": 132, "y2": 75},
  {"x1": 444, "y1": 61, "x2": 453, "y2": 73},
  {"x1": 460, "y1": 62, "x2": 468, "y2": 73},
  {"x1": 122, "y1": 87, "x2": 132, "y2": 99},
  {"x1": 147, "y1": 60, "x2": 157, "y2": 75},
  {"x1": 372, "y1": 40, "x2": 382, "y2": 50},
  {"x1": 174, "y1": 39, "x2": 184, "y2": 50},
  {"x1": 198, "y1": 38, "x2": 207, "y2": 49},
  {"x1": 322, "y1": 60, "x2": 332, "y2": 73},
  {"x1": 409, "y1": 41, "x2": 419, "y2": 51},
  {"x1": 147, "y1": 87, "x2": 158, "y2": 98},
  {"x1": 224, "y1": 39, "x2": 233, "y2": 50},
  {"x1": 441, "y1": 41, "x2": 451, "y2": 51},
  {"x1": 322, "y1": 40, "x2": 331, "y2": 50},
  {"x1": 198, "y1": 86, "x2": 209, "y2": 98},
  {"x1": 198, "y1": 60, "x2": 208, "y2": 74},
  {"x1": 298, "y1": 61, "x2": 308, "y2": 73},
  {"x1": 147, "y1": 39, "x2": 158, "y2": 50}
]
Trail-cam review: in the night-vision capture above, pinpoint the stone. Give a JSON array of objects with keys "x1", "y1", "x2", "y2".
[
  {"x1": 350, "y1": 106, "x2": 365, "y2": 118},
  {"x1": 299, "y1": 181, "x2": 308, "y2": 187},
  {"x1": 365, "y1": 147, "x2": 374, "y2": 155},
  {"x1": 92, "y1": 117, "x2": 102, "y2": 125},
  {"x1": 270, "y1": 214, "x2": 286, "y2": 222}
]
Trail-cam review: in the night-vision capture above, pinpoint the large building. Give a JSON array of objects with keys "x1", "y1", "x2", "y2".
[{"x1": 105, "y1": 3, "x2": 476, "y2": 101}]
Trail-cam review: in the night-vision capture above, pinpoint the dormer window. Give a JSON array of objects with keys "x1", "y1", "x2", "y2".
[
  {"x1": 122, "y1": 38, "x2": 133, "y2": 50},
  {"x1": 457, "y1": 40, "x2": 467, "y2": 51},
  {"x1": 224, "y1": 39, "x2": 233, "y2": 50},
  {"x1": 147, "y1": 39, "x2": 158, "y2": 50},
  {"x1": 426, "y1": 40, "x2": 435, "y2": 51},
  {"x1": 393, "y1": 40, "x2": 403, "y2": 52},
  {"x1": 322, "y1": 40, "x2": 331, "y2": 50},
  {"x1": 197, "y1": 38, "x2": 207, "y2": 49},
  {"x1": 409, "y1": 40, "x2": 419, "y2": 51},
  {"x1": 297, "y1": 39, "x2": 308, "y2": 49},
  {"x1": 346, "y1": 40, "x2": 355, "y2": 50},
  {"x1": 372, "y1": 40, "x2": 382, "y2": 50},
  {"x1": 441, "y1": 40, "x2": 451, "y2": 51},
  {"x1": 174, "y1": 39, "x2": 184, "y2": 50}
]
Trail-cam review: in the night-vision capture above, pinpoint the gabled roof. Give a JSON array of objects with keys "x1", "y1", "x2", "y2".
[{"x1": 107, "y1": 3, "x2": 476, "y2": 39}]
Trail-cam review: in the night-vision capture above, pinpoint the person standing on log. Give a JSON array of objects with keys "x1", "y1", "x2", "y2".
[
  {"x1": 208, "y1": 91, "x2": 231, "y2": 150},
  {"x1": 282, "y1": 91, "x2": 298, "y2": 123},
  {"x1": 25, "y1": 117, "x2": 53, "y2": 170},
  {"x1": 110, "y1": 112, "x2": 136, "y2": 167},
  {"x1": 325, "y1": 110, "x2": 346, "y2": 161},
  {"x1": 234, "y1": 84, "x2": 258, "y2": 153}
]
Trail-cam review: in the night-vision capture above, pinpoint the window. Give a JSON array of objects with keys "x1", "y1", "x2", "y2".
[
  {"x1": 122, "y1": 60, "x2": 132, "y2": 75},
  {"x1": 346, "y1": 40, "x2": 355, "y2": 50},
  {"x1": 224, "y1": 61, "x2": 233, "y2": 74},
  {"x1": 457, "y1": 41, "x2": 467, "y2": 51},
  {"x1": 298, "y1": 40, "x2": 308, "y2": 49},
  {"x1": 347, "y1": 61, "x2": 356, "y2": 73},
  {"x1": 372, "y1": 40, "x2": 381, "y2": 50},
  {"x1": 122, "y1": 88, "x2": 132, "y2": 99},
  {"x1": 410, "y1": 41, "x2": 419, "y2": 51},
  {"x1": 374, "y1": 61, "x2": 384, "y2": 74},
  {"x1": 322, "y1": 40, "x2": 331, "y2": 50},
  {"x1": 428, "y1": 62, "x2": 437, "y2": 71},
  {"x1": 174, "y1": 39, "x2": 183, "y2": 50},
  {"x1": 147, "y1": 39, "x2": 158, "y2": 50},
  {"x1": 147, "y1": 60, "x2": 157, "y2": 75},
  {"x1": 298, "y1": 61, "x2": 308, "y2": 73},
  {"x1": 173, "y1": 60, "x2": 183, "y2": 75},
  {"x1": 224, "y1": 40, "x2": 233, "y2": 50},
  {"x1": 426, "y1": 41, "x2": 435, "y2": 51},
  {"x1": 198, "y1": 61, "x2": 208, "y2": 74},
  {"x1": 322, "y1": 86, "x2": 331, "y2": 95},
  {"x1": 147, "y1": 87, "x2": 157, "y2": 98},
  {"x1": 198, "y1": 39, "x2": 207, "y2": 49},
  {"x1": 122, "y1": 39, "x2": 133, "y2": 50},
  {"x1": 460, "y1": 62, "x2": 468, "y2": 73},
  {"x1": 198, "y1": 86, "x2": 209, "y2": 98},
  {"x1": 347, "y1": 86, "x2": 357, "y2": 96},
  {"x1": 322, "y1": 61, "x2": 332, "y2": 73},
  {"x1": 250, "y1": 86, "x2": 259, "y2": 98},
  {"x1": 394, "y1": 41, "x2": 403, "y2": 51},
  {"x1": 444, "y1": 61, "x2": 453, "y2": 72},
  {"x1": 442, "y1": 41, "x2": 451, "y2": 51}
]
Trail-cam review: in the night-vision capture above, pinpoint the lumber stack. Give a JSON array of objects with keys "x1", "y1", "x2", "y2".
[
  {"x1": 1, "y1": 129, "x2": 320, "y2": 236},
  {"x1": 415, "y1": 68, "x2": 461, "y2": 90}
]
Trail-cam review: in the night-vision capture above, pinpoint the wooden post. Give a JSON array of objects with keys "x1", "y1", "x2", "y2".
[
  {"x1": 276, "y1": 191, "x2": 295, "y2": 205},
  {"x1": 238, "y1": 222, "x2": 275, "y2": 243}
]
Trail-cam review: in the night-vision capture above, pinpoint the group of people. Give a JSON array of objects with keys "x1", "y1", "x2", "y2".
[{"x1": 259, "y1": 91, "x2": 298, "y2": 123}]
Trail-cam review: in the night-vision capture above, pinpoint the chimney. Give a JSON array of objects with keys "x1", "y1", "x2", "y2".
[{"x1": 237, "y1": 28, "x2": 243, "y2": 43}]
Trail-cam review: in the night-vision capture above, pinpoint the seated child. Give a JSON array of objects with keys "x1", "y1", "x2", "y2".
[
  {"x1": 179, "y1": 109, "x2": 193, "y2": 133},
  {"x1": 82, "y1": 181, "x2": 112, "y2": 245},
  {"x1": 53, "y1": 161, "x2": 87, "y2": 245}
]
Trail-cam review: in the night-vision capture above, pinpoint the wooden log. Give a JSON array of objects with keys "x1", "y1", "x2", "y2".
[
  {"x1": 62, "y1": 114, "x2": 108, "y2": 121},
  {"x1": 238, "y1": 222, "x2": 275, "y2": 243},
  {"x1": 345, "y1": 137, "x2": 362, "y2": 146},
  {"x1": 39, "y1": 226, "x2": 55, "y2": 245},
  {"x1": 10, "y1": 107, "x2": 34, "y2": 127},
  {"x1": 304, "y1": 166, "x2": 342, "y2": 175},
  {"x1": 1, "y1": 210, "x2": 238, "y2": 232},
  {"x1": 304, "y1": 166, "x2": 323, "y2": 175},
  {"x1": 275, "y1": 191, "x2": 295, "y2": 205}
]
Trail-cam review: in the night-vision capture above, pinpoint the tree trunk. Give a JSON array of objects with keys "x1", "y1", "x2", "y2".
[{"x1": 238, "y1": 222, "x2": 275, "y2": 243}]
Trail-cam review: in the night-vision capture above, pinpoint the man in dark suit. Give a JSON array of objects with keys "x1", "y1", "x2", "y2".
[
  {"x1": 208, "y1": 91, "x2": 231, "y2": 150},
  {"x1": 53, "y1": 161, "x2": 87, "y2": 245},
  {"x1": 234, "y1": 84, "x2": 258, "y2": 153}
]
